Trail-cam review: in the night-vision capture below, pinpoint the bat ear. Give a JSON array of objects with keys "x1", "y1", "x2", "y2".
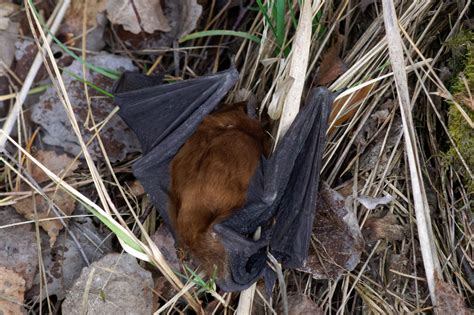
[{"x1": 113, "y1": 68, "x2": 239, "y2": 153}]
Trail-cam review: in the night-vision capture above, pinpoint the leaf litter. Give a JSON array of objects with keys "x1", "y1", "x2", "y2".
[{"x1": 0, "y1": 0, "x2": 472, "y2": 313}]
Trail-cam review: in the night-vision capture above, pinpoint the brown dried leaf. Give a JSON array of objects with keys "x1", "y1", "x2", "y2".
[
  {"x1": 316, "y1": 35, "x2": 347, "y2": 86},
  {"x1": 435, "y1": 279, "x2": 472, "y2": 315},
  {"x1": 0, "y1": 207, "x2": 38, "y2": 290},
  {"x1": 0, "y1": 266, "x2": 26, "y2": 315},
  {"x1": 328, "y1": 83, "x2": 375, "y2": 134},
  {"x1": 13, "y1": 190, "x2": 76, "y2": 247},
  {"x1": 62, "y1": 0, "x2": 106, "y2": 32},
  {"x1": 286, "y1": 294, "x2": 324, "y2": 315},
  {"x1": 106, "y1": 0, "x2": 171, "y2": 34},
  {"x1": 298, "y1": 184, "x2": 363, "y2": 279},
  {"x1": 129, "y1": 180, "x2": 145, "y2": 197},
  {"x1": 363, "y1": 212, "x2": 406, "y2": 243},
  {"x1": 30, "y1": 150, "x2": 79, "y2": 183},
  {"x1": 110, "y1": 0, "x2": 202, "y2": 51},
  {"x1": 0, "y1": 2, "x2": 18, "y2": 30},
  {"x1": 59, "y1": 0, "x2": 107, "y2": 50}
]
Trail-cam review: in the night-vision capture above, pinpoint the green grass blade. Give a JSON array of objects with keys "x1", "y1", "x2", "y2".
[
  {"x1": 179, "y1": 30, "x2": 261, "y2": 44},
  {"x1": 274, "y1": 0, "x2": 286, "y2": 49},
  {"x1": 256, "y1": 0, "x2": 278, "y2": 37},
  {"x1": 61, "y1": 68, "x2": 114, "y2": 98}
]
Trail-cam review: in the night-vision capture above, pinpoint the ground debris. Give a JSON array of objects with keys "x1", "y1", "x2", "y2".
[
  {"x1": 0, "y1": 206, "x2": 38, "y2": 290},
  {"x1": 13, "y1": 189, "x2": 76, "y2": 247},
  {"x1": 0, "y1": 2, "x2": 19, "y2": 76},
  {"x1": 316, "y1": 34, "x2": 347, "y2": 86},
  {"x1": 297, "y1": 184, "x2": 363, "y2": 279},
  {"x1": 27, "y1": 205, "x2": 112, "y2": 301},
  {"x1": 285, "y1": 294, "x2": 324, "y2": 315},
  {"x1": 108, "y1": 0, "x2": 202, "y2": 50},
  {"x1": 435, "y1": 279, "x2": 473, "y2": 315},
  {"x1": 31, "y1": 53, "x2": 140, "y2": 162},
  {"x1": 61, "y1": 253, "x2": 153, "y2": 315},
  {"x1": 106, "y1": 0, "x2": 170, "y2": 34},
  {"x1": 59, "y1": 0, "x2": 107, "y2": 51},
  {"x1": 30, "y1": 149, "x2": 80, "y2": 184},
  {"x1": 0, "y1": 266, "x2": 26, "y2": 315},
  {"x1": 363, "y1": 211, "x2": 406, "y2": 244}
]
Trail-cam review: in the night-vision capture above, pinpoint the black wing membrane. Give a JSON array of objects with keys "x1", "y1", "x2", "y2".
[
  {"x1": 114, "y1": 69, "x2": 240, "y2": 228},
  {"x1": 215, "y1": 87, "x2": 334, "y2": 291},
  {"x1": 114, "y1": 68, "x2": 239, "y2": 154},
  {"x1": 114, "y1": 69, "x2": 334, "y2": 291}
]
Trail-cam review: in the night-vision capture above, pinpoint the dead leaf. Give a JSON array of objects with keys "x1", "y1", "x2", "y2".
[
  {"x1": 129, "y1": 180, "x2": 145, "y2": 197},
  {"x1": 0, "y1": 2, "x2": 18, "y2": 30},
  {"x1": 0, "y1": 206, "x2": 38, "y2": 290},
  {"x1": 371, "y1": 109, "x2": 390, "y2": 125},
  {"x1": 363, "y1": 212, "x2": 406, "y2": 243},
  {"x1": 315, "y1": 34, "x2": 347, "y2": 86},
  {"x1": 0, "y1": 267, "x2": 26, "y2": 314},
  {"x1": 356, "y1": 195, "x2": 394, "y2": 210},
  {"x1": 59, "y1": 0, "x2": 107, "y2": 51},
  {"x1": 13, "y1": 190, "x2": 76, "y2": 246},
  {"x1": 298, "y1": 184, "x2": 363, "y2": 279},
  {"x1": 435, "y1": 278, "x2": 472, "y2": 315},
  {"x1": 106, "y1": 0, "x2": 171, "y2": 34},
  {"x1": 285, "y1": 294, "x2": 324, "y2": 315},
  {"x1": 30, "y1": 150, "x2": 79, "y2": 184},
  {"x1": 329, "y1": 83, "x2": 375, "y2": 134},
  {"x1": 31, "y1": 53, "x2": 140, "y2": 162},
  {"x1": 0, "y1": 3, "x2": 19, "y2": 76},
  {"x1": 166, "y1": 0, "x2": 203, "y2": 39},
  {"x1": 109, "y1": 0, "x2": 202, "y2": 51}
]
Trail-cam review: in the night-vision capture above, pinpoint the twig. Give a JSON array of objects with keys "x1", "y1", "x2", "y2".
[{"x1": 236, "y1": 283, "x2": 257, "y2": 315}]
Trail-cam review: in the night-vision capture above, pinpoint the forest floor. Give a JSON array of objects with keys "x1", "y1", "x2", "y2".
[{"x1": 0, "y1": 0, "x2": 472, "y2": 314}]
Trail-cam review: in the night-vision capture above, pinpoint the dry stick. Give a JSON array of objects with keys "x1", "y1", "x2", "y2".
[
  {"x1": 381, "y1": 0, "x2": 440, "y2": 305},
  {"x1": 238, "y1": 0, "x2": 318, "y2": 312},
  {"x1": 0, "y1": 0, "x2": 71, "y2": 149}
]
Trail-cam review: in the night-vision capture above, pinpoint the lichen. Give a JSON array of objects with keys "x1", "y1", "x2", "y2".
[{"x1": 446, "y1": 31, "x2": 474, "y2": 192}]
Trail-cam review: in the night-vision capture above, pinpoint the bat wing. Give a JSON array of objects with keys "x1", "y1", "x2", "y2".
[
  {"x1": 114, "y1": 69, "x2": 239, "y2": 228},
  {"x1": 215, "y1": 87, "x2": 334, "y2": 291},
  {"x1": 114, "y1": 69, "x2": 239, "y2": 154}
]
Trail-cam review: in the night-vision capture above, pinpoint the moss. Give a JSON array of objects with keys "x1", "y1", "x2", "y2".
[{"x1": 446, "y1": 31, "x2": 474, "y2": 192}]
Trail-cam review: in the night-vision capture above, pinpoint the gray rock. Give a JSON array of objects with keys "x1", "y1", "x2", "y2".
[
  {"x1": 62, "y1": 253, "x2": 154, "y2": 315},
  {"x1": 31, "y1": 53, "x2": 140, "y2": 162},
  {"x1": 0, "y1": 206, "x2": 38, "y2": 290},
  {"x1": 27, "y1": 206, "x2": 113, "y2": 301}
]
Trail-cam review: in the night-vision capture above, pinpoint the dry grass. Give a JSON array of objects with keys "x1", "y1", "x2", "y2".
[{"x1": 0, "y1": 0, "x2": 472, "y2": 314}]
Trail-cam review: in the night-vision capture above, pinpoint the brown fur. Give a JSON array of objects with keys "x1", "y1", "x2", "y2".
[{"x1": 168, "y1": 104, "x2": 265, "y2": 276}]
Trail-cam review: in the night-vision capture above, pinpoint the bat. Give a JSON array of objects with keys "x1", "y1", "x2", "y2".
[
  {"x1": 113, "y1": 68, "x2": 335, "y2": 291},
  {"x1": 169, "y1": 103, "x2": 266, "y2": 278}
]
